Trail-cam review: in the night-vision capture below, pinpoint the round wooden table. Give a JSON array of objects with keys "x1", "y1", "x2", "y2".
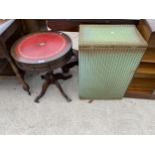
[{"x1": 11, "y1": 31, "x2": 76, "y2": 103}]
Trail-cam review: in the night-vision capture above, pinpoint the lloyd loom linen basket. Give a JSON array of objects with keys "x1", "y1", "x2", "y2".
[{"x1": 79, "y1": 25, "x2": 147, "y2": 99}]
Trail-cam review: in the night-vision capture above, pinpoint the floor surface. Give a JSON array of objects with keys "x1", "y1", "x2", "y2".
[{"x1": 0, "y1": 32, "x2": 155, "y2": 135}]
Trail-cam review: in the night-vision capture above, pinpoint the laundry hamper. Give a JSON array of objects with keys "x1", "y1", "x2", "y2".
[{"x1": 79, "y1": 25, "x2": 147, "y2": 99}]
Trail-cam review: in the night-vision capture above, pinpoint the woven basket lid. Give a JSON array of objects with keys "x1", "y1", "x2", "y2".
[{"x1": 79, "y1": 25, "x2": 148, "y2": 48}]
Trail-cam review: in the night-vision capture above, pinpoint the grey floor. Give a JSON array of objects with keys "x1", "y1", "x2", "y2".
[{"x1": 0, "y1": 32, "x2": 155, "y2": 135}]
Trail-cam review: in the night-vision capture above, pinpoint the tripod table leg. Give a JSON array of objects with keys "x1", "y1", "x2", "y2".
[
  {"x1": 54, "y1": 73, "x2": 72, "y2": 80},
  {"x1": 34, "y1": 79, "x2": 51, "y2": 103},
  {"x1": 55, "y1": 80, "x2": 72, "y2": 102}
]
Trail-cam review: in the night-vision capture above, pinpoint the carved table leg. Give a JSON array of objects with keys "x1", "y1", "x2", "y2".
[
  {"x1": 35, "y1": 71, "x2": 72, "y2": 103},
  {"x1": 54, "y1": 80, "x2": 72, "y2": 102},
  {"x1": 62, "y1": 49, "x2": 78, "y2": 73},
  {"x1": 62, "y1": 61, "x2": 78, "y2": 73},
  {"x1": 53, "y1": 73, "x2": 72, "y2": 102},
  {"x1": 34, "y1": 78, "x2": 51, "y2": 103},
  {"x1": 53, "y1": 73, "x2": 72, "y2": 80}
]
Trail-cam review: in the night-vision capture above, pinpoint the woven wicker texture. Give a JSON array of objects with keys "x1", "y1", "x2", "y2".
[{"x1": 79, "y1": 25, "x2": 147, "y2": 99}]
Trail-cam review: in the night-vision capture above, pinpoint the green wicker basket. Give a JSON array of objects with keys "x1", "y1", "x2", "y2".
[{"x1": 79, "y1": 25, "x2": 147, "y2": 99}]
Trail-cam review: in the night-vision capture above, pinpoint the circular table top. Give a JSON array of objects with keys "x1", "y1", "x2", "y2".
[{"x1": 11, "y1": 32, "x2": 72, "y2": 64}]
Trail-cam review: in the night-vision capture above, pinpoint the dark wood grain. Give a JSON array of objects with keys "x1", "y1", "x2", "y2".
[
  {"x1": 127, "y1": 19, "x2": 155, "y2": 99},
  {"x1": 125, "y1": 92, "x2": 155, "y2": 99},
  {"x1": 138, "y1": 19, "x2": 155, "y2": 48},
  {"x1": 142, "y1": 48, "x2": 155, "y2": 63},
  {"x1": 47, "y1": 19, "x2": 139, "y2": 32}
]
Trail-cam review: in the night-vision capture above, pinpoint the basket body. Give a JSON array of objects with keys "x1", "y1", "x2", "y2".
[{"x1": 79, "y1": 25, "x2": 147, "y2": 99}]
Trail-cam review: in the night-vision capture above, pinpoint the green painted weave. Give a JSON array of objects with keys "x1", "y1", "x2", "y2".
[{"x1": 79, "y1": 25, "x2": 147, "y2": 99}]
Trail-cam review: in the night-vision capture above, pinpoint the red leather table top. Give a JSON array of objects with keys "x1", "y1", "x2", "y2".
[{"x1": 15, "y1": 32, "x2": 67, "y2": 61}]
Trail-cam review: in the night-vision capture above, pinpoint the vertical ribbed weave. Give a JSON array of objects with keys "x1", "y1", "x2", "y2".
[{"x1": 79, "y1": 47, "x2": 146, "y2": 99}]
